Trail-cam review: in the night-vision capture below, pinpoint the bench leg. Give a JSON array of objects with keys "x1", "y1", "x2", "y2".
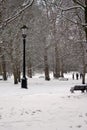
[{"x1": 81, "y1": 90, "x2": 84, "y2": 93}]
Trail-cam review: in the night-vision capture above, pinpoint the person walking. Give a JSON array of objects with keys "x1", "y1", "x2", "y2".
[
  {"x1": 72, "y1": 73, "x2": 74, "y2": 80},
  {"x1": 76, "y1": 73, "x2": 79, "y2": 80}
]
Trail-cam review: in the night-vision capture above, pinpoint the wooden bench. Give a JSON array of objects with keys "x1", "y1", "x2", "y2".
[{"x1": 70, "y1": 85, "x2": 87, "y2": 93}]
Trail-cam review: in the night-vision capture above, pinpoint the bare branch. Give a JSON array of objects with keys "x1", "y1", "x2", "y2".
[
  {"x1": 63, "y1": 15, "x2": 87, "y2": 30},
  {"x1": 56, "y1": 5, "x2": 84, "y2": 11},
  {"x1": 0, "y1": 0, "x2": 34, "y2": 29},
  {"x1": 72, "y1": 0, "x2": 85, "y2": 8},
  {"x1": 62, "y1": 15, "x2": 83, "y2": 27}
]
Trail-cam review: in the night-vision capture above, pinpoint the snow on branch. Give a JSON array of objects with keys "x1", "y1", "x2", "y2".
[
  {"x1": 22, "y1": 0, "x2": 32, "y2": 6},
  {"x1": 56, "y1": 5, "x2": 84, "y2": 11},
  {"x1": 63, "y1": 14, "x2": 87, "y2": 29},
  {"x1": 72, "y1": 0, "x2": 85, "y2": 8},
  {"x1": 63, "y1": 15, "x2": 84, "y2": 28},
  {"x1": 0, "y1": 0, "x2": 34, "y2": 29}
]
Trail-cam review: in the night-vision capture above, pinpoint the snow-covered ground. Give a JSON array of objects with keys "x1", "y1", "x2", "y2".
[{"x1": 0, "y1": 73, "x2": 87, "y2": 130}]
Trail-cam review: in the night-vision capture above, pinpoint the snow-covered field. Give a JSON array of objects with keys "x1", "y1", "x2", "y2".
[{"x1": 0, "y1": 73, "x2": 87, "y2": 130}]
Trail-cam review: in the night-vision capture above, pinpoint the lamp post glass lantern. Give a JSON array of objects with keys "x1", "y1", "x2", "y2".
[{"x1": 21, "y1": 25, "x2": 28, "y2": 89}]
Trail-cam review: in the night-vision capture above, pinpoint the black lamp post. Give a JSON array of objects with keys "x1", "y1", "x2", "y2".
[{"x1": 21, "y1": 25, "x2": 28, "y2": 89}]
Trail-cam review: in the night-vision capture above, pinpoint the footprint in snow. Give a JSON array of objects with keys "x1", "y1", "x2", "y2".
[
  {"x1": 0, "y1": 115, "x2": 2, "y2": 119},
  {"x1": 84, "y1": 120, "x2": 87, "y2": 124},
  {"x1": 31, "y1": 110, "x2": 42, "y2": 115},
  {"x1": 36, "y1": 110, "x2": 42, "y2": 112},
  {"x1": 69, "y1": 126, "x2": 73, "y2": 128},
  {"x1": 25, "y1": 111, "x2": 29, "y2": 114},
  {"x1": 21, "y1": 111, "x2": 29, "y2": 115},
  {"x1": 79, "y1": 114, "x2": 83, "y2": 117},
  {"x1": 67, "y1": 96, "x2": 71, "y2": 98},
  {"x1": 85, "y1": 113, "x2": 87, "y2": 116},
  {"x1": 0, "y1": 107, "x2": 3, "y2": 110},
  {"x1": 76, "y1": 125, "x2": 82, "y2": 128},
  {"x1": 31, "y1": 111, "x2": 36, "y2": 115}
]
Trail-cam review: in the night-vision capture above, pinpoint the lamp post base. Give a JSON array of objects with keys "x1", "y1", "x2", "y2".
[{"x1": 21, "y1": 77, "x2": 27, "y2": 89}]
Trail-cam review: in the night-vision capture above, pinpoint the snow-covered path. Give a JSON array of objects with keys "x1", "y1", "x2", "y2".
[{"x1": 0, "y1": 74, "x2": 87, "y2": 130}]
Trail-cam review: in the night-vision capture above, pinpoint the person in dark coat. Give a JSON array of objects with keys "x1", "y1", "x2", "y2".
[
  {"x1": 72, "y1": 73, "x2": 74, "y2": 80},
  {"x1": 76, "y1": 73, "x2": 79, "y2": 80}
]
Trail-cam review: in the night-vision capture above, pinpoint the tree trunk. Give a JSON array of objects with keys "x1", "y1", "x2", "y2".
[
  {"x1": 13, "y1": 72, "x2": 18, "y2": 84},
  {"x1": 60, "y1": 58, "x2": 64, "y2": 77},
  {"x1": 82, "y1": 0, "x2": 87, "y2": 84},
  {"x1": 61, "y1": 67, "x2": 64, "y2": 78},
  {"x1": 13, "y1": 66, "x2": 18, "y2": 84},
  {"x1": 82, "y1": 65, "x2": 86, "y2": 84},
  {"x1": 28, "y1": 62, "x2": 32, "y2": 78},
  {"x1": 54, "y1": 43, "x2": 60, "y2": 78},
  {"x1": 44, "y1": 48, "x2": 50, "y2": 81},
  {"x1": 82, "y1": 74, "x2": 85, "y2": 84},
  {"x1": 17, "y1": 68, "x2": 21, "y2": 82},
  {"x1": 0, "y1": 46, "x2": 7, "y2": 80},
  {"x1": 85, "y1": 1, "x2": 87, "y2": 41},
  {"x1": 1, "y1": 55, "x2": 7, "y2": 80}
]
